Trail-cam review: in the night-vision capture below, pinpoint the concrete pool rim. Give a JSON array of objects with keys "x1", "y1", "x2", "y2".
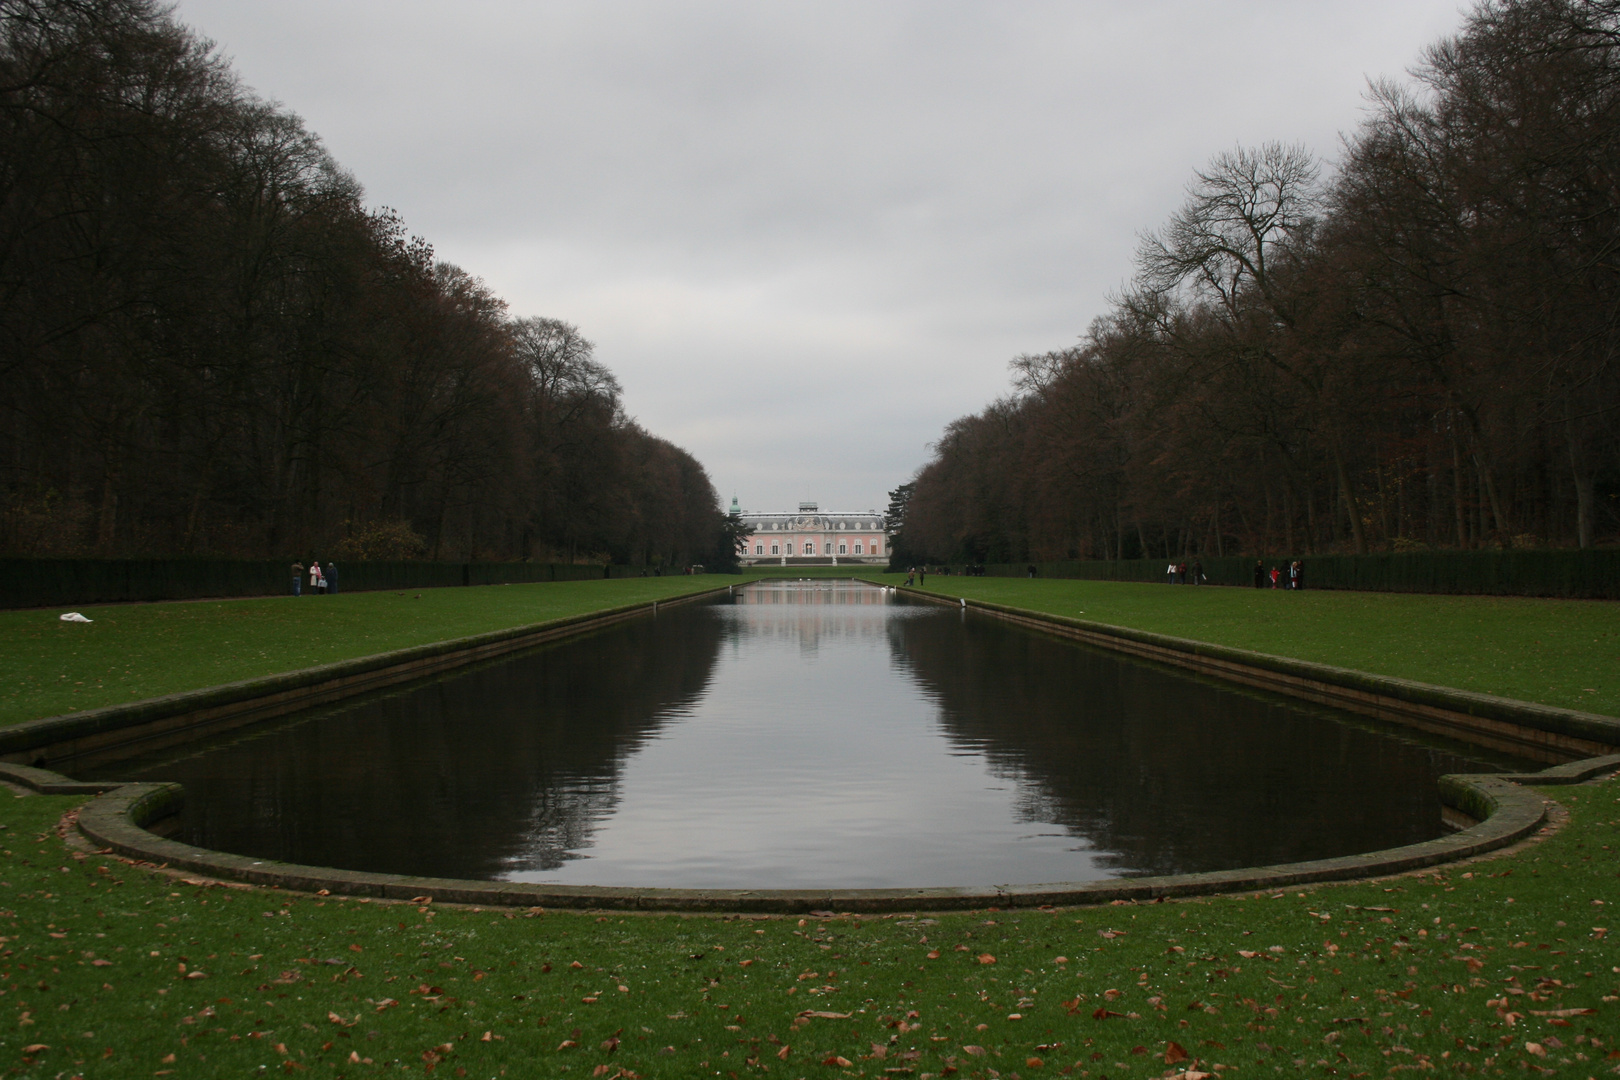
[
  {"x1": 3, "y1": 576, "x2": 1616, "y2": 912},
  {"x1": 10, "y1": 753, "x2": 1614, "y2": 913}
]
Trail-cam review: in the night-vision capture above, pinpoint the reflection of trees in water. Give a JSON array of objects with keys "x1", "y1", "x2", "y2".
[
  {"x1": 148, "y1": 606, "x2": 726, "y2": 879},
  {"x1": 888, "y1": 611, "x2": 1517, "y2": 876}
]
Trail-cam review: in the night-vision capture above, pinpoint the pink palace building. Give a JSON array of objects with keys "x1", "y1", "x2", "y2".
[{"x1": 733, "y1": 499, "x2": 887, "y2": 567}]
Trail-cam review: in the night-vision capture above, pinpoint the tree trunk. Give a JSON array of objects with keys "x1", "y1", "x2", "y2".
[
  {"x1": 1282, "y1": 482, "x2": 1295, "y2": 554},
  {"x1": 1304, "y1": 482, "x2": 1317, "y2": 554},
  {"x1": 1449, "y1": 421, "x2": 1469, "y2": 548},
  {"x1": 96, "y1": 469, "x2": 119, "y2": 554},
  {"x1": 1566, "y1": 420, "x2": 1594, "y2": 549},
  {"x1": 1330, "y1": 442, "x2": 1368, "y2": 555},
  {"x1": 1473, "y1": 446, "x2": 1509, "y2": 541}
]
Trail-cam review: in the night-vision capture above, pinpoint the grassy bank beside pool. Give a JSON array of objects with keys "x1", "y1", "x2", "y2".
[
  {"x1": 0, "y1": 577, "x2": 748, "y2": 728},
  {"x1": 868, "y1": 575, "x2": 1620, "y2": 718},
  {"x1": 0, "y1": 776, "x2": 1613, "y2": 1077}
]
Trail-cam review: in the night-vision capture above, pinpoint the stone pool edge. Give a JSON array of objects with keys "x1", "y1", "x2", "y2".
[
  {"x1": 2, "y1": 754, "x2": 1604, "y2": 914},
  {"x1": 7, "y1": 576, "x2": 1615, "y2": 915},
  {"x1": 880, "y1": 583, "x2": 1620, "y2": 763},
  {"x1": 0, "y1": 581, "x2": 735, "y2": 770}
]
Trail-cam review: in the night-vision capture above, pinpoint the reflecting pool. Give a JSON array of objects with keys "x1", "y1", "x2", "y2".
[{"x1": 99, "y1": 580, "x2": 1535, "y2": 888}]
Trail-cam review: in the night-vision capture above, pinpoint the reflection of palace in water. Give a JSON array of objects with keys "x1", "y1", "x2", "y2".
[
  {"x1": 735, "y1": 581, "x2": 888, "y2": 604},
  {"x1": 733, "y1": 498, "x2": 887, "y2": 566},
  {"x1": 731, "y1": 581, "x2": 893, "y2": 651}
]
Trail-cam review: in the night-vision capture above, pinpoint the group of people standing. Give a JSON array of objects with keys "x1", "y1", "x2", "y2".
[
  {"x1": 1165, "y1": 560, "x2": 1205, "y2": 585},
  {"x1": 1254, "y1": 560, "x2": 1304, "y2": 589},
  {"x1": 289, "y1": 560, "x2": 338, "y2": 596}
]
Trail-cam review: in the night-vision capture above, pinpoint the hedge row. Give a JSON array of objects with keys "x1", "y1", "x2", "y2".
[
  {"x1": 0, "y1": 558, "x2": 627, "y2": 609},
  {"x1": 927, "y1": 548, "x2": 1620, "y2": 599}
]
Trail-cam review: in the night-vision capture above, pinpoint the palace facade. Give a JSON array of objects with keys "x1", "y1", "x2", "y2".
[{"x1": 732, "y1": 499, "x2": 887, "y2": 566}]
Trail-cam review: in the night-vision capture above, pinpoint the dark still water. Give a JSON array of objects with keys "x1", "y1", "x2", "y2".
[{"x1": 99, "y1": 581, "x2": 1533, "y2": 889}]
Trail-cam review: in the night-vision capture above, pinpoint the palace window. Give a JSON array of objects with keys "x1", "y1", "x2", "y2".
[
  {"x1": 786, "y1": 543, "x2": 793, "y2": 554},
  {"x1": 839, "y1": 544, "x2": 847, "y2": 554},
  {"x1": 804, "y1": 543, "x2": 814, "y2": 555},
  {"x1": 754, "y1": 545, "x2": 762, "y2": 555},
  {"x1": 873, "y1": 542, "x2": 881, "y2": 554},
  {"x1": 854, "y1": 543, "x2": 862, "y2": 554},
  {"x1": 771, "y1": 544, "x2": 779, "y2": 555}
]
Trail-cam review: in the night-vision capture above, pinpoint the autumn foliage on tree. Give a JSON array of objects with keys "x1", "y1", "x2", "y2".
[
  {"x1": 0, "y1": 0, "x2": 728, "y2": 567},
  {"x1": 900, "y1": 0, "x2": 1620, "y2": 564}
]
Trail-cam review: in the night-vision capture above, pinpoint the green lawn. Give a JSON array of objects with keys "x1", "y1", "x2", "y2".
[
  {"x1": 0, "y1": 779, "x2": 1613, "y2": 1078},
  {"x1": 0, "y1": 577, "x2": 746, "y2": 728},
  {"x1": 866, "y1": 576, "x2": 1620, "y2": 717}
]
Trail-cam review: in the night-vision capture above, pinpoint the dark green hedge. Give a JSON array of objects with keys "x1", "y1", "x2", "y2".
[
  {"x1": 0, "y1": 558, "x2": 619, "y2": 609},
  {"x1": 936, "y1": 549, "x2": 1620, "y2": 599}
]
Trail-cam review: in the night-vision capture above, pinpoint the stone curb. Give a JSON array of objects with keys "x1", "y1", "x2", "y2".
[
  {"x1": 8, "y1": 578, "x2": 1614, "y2": 914},
  {"x1": 18, "y1": 754, "x2": 1604, "y2": 914},
  {"x1": 882, "y1": 584, "x2": 1620, "y2": 761},
  {"x1": 1, "y1": 582, "x2": 734, "y2": 768}
]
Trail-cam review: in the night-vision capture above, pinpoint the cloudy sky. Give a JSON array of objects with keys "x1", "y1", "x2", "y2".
[{"x1": 174, "y1": 1, "x2": 1467, "y2": 516}]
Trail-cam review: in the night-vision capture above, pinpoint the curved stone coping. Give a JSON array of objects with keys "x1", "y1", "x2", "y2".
[
  {"x1": 0, "y1": 582, "x2": 733, "y2": 767},
  {"x1": 40, "y1": 755, "x2": 1612, "y2": 914},
  {"x1": 883, "y1": 584, "x2": 1620, "y2": 761}
]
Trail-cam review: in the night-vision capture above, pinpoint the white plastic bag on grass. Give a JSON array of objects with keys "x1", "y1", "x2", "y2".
[{"x1": 59, "y1": 612, "x2": 92, "y2": 623}]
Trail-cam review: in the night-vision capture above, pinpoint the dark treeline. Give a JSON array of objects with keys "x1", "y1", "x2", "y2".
[
  {"x1": 0, "y1": 0, "x2": 730, "y2": 568},
  {"x1": 896, "y1": 0, "x2": 1620, "y2": 566}
]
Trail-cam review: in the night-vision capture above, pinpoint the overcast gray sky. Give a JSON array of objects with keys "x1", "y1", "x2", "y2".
[{"x1": 174, "y1": 0, "x2": 1467, "y2": 516}]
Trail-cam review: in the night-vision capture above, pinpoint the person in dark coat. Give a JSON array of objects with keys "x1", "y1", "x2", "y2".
[
  {"x1": 1254, "y1": 560, "x2": 1264, "y2": 588},
  {"x1": 326, "y1": 562, "x2": 338, "y2": 595},
  {"x1": 291, "y1": 560, "x2": 304, "y2": 596},
  {"x1": 1191, "y1": 559, "x2": 1203, "y2": 585}
]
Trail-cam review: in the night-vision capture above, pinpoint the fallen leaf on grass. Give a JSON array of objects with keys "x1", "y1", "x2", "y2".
[
  {"x1": 797, "y1": 1010, "x2": 852, "y2": 1019},
  {"x1": 1092, "y1": 1008, "x2": 1126, "y2": 1020},
  {"x1": 977, "y1": 953, "x2": 996, "y2": 964},
  {"x1": 1530, "y1": 1008, "x2": 1596, "y2": 1017},
  {"x1": 20, "y1": 1044, "x2": 47, "y2": 1055},
  {"x1": 962, "y1": 1045, "x2": 986, "y2": 1056},
  {"x1": 1165, "y1": 1041, "x2": 1189, "y2": 1064},
  {"x1": 776, "y1": 1045, "x2": 790, "y2": 1060},
  {"x1": 822, "y1": 1054, "x2": 852, "y2": 1067},
  {"x1": 1525, "y1": 1041, "x2": 1546, "y2": 1058}
]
